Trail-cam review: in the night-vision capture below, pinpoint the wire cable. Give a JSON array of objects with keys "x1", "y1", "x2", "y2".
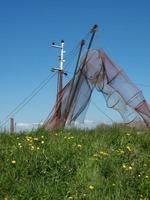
[{"x1": 0, "y1": 72, "x2": 57, "y2": 128}]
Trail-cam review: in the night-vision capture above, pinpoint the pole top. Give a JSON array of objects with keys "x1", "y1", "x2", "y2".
[
  {"x1": 90, "y1": 24, "x2": 98, "y2": 33},
  {"x1": 80, "y1": 39, "x2": 85, "y2": 46}
]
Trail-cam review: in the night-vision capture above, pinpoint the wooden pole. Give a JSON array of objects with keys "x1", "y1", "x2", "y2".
[{"x1": 10, "y1": 117, "x2": 15, "y2": 134}]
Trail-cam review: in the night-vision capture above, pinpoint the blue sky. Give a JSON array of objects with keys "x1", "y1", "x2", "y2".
[{"x1": 0, "y1": 0, "x2": 150, "y2": 128}]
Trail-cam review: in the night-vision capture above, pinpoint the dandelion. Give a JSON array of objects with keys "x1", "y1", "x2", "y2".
[
  {"x1": 128, "y1": 166, "x2": 133, "y2": 170},
  {"x1": 100, "y1": 151, "x2": 108, "y2": 156},
  {"x1": 93, "y1": 153, "x2": 99, "y2": 157},
  {"x1": 119, "y1": 150, "x2": 124, "y2": 154},
  {"x1": 89, "y1": 185, "x2": 94, "y2": 190},
  {"x1": 126, "y1": 133, "x2": 130, "y2": 136},
  {"x1": 37, "y1": 147, "x2": 40, "y2": 150},
  {"x1": 41, "y1": 141, "x2": 44, "y2": 144},
  {"x1": 11, "y1": 160, "x2": 16, "y2": 164},
  {"x1": 122, "y1": 164, "x2": 126, "y2": 169},
  {"x1": 117, "y1": 149, "x2": 124, "y2": 155},
  {"x1": 126, "y1": 146, "x2": 132, "y2": 152},
  {"x1": 138, "y1": 174, "x2": 141, "y2": 177},
  {"x1": 33, "y1": 138, "x2": 38, "y2": 141},
  {"x1": 41, "y1": 135, "x2": 44, "y2": 138}
]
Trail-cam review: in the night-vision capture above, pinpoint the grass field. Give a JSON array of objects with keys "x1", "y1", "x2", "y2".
[{"x1": 0, "y1": 125, "x2": 150, "y2": 200}]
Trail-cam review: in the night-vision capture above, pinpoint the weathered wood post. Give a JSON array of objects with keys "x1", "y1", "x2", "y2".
[{"x1": 10, "y1": 117, "x2": 15, "y2": 134}]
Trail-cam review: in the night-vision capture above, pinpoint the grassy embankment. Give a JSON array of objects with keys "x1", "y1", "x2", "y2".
[{"x1": 0, "y1": 125, "x2": 150, "y2": 200}]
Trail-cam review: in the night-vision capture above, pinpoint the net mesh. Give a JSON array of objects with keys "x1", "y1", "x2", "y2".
[{"x1": 44, "y1": 49, "x2": 150, "y2": 130}]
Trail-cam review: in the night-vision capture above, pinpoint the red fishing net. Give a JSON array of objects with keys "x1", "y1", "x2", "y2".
[{"x1": 44, "y1": 49, "x2": 150, "y2": 130}]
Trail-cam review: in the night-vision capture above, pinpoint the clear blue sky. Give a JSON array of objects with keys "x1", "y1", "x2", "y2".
[{"x1": 0, "y1": 0, "x2": 150, "y2": 128}]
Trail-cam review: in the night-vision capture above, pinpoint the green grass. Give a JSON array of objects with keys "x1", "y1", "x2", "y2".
[{"x1": 0, "y1": 125, "x2": 150, "y2": 200}]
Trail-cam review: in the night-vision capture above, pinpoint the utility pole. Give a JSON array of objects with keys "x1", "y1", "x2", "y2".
[
  {"x1": 10, "y1": 117, "x2": 15, "y2": 134},
  {"x1": 51, "y1": 40, "x2": 67, "y2": 121},
  {"x1": 51, "y1": 40, "x2": 67, "y2": 95}
]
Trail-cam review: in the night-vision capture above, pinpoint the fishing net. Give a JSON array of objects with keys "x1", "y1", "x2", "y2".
[{"x1": 44, "y1": 49, "x2": 150, "y2": 130}]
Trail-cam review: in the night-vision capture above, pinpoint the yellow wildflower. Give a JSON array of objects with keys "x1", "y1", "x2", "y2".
[
  {"x1": 37, "y1": 147, "x2": 40, "y2": 150},
  {"x1": 89, "y1": 185, "x2": 94, "y2": 190},
  {"x1": 93, "y1": 153, "x2": 99, "y2": 157},
  {"x1": 126, "y1": 146, "x2": 132, "y2": 152},
  {"x1": 117, "y1": 149, "x2": 124, "y2": 155},
  {"x1": 100, "y1": 151, "x2": 108, "y2": 156},
  {"x1": 41, "y1": 135, "x2": 44, "y2": 138},
  {"x1": 41, "y1": 141, "x2": 44, "y2": 144},
  {"x1": 77, "y1": 144, "x2": 82, "y2": 148},
  {"x1": 145, "y1": 175, "x2": 148, "y2": 179},
  {"x1": 122, "y1": 164, "x2": 126, "y2": 169},
  {"x1": 68, "y1": 197, "x2": 73, "y2": 200},
  {"x1": 33, "y1": 138, "x2": 38, "y2": 141},
  {"x1": 11, "y1": 160, "x2": 16, "y2": 164},
  {"x1": 128, "y1": 166, "x2": 133, "y2": 170}
]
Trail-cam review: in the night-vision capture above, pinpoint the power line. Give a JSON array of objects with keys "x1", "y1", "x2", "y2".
[
  {"x1": 0, "y1": 32, "x2": 90, "y2": 129},
  {"x1": 0, "y1": 72, "x2": 57, "y2": 128}
]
